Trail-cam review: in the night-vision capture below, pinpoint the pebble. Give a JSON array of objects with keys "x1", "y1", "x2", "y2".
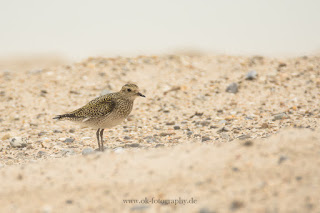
[
  {"x1": 226, "y1": 82, "x2": 238, "y2": 94},
  {"x1": 187, "y1": 131, "x2": 193, "y2": 136},
  {"x1": 144, "y1": 136, "x2": 158, "y2": 143},
  {"x1": 237, "y1": 134, "x2": 251, "y2": 140},
  {"x1": 81, "y1": 137, "x2": 91, "y2": 140},
  {"x1": 230, "y1": 200, "x2": 244, "y2": 211},
  {"x1": 198, "y1": 121, "x2": 210, "y2": 127},
  {"x1": 166, "y1": 121, "x2": 175, "y2": 125},
  {"x1": 114, "y1": 147, "x2": 125, "y2": 153},
  {"x1": 202, "y1": 136, "x2": 211, "y2": 142},
  {"x1": 10, "y1": 137, "x2": 28, "y2": 148},
  {"x1": 60, "y1": 149, "x2": 76, "y2": 156},
  {"x1": 217, "y1": 127, "x2": 229, "y2": 133},
  {"x1": 245, "y1": 70, "x2": 257, "y2": 80},
  {"x1": 82, "y1": 147, "x2": 95, "y2": 156},
  {"x1": 159, "y1": 132, "x2": 175, "y2": 137},
  {"x1": 273, "y1": 112, "x2": 289, "y2": 121},
  {"x1": 123, "y1": 136, "x2": 131, "y2": 140},
  {"x1": 218, "y1": 120, "x2": 227, "y2": 124},
  {"x1": 37, "y1": 151, "x2": 47, "y2": 158},
  {"x1": 38, "y1": 131, "x2": 47, "y2": 136},
  {"x1": 53, "y1": 129, "x2": 62, "y2": 133},
  {"x1": 155, "y1": 144, "x2": 164, "y2": 148},
  {"x1": 64, "y1": 138, "x2": 75, "y2": 143},
  {"x1": 69, "y1": 128, "x2": 75, "y2": 133},
  {"x1": 243, "y1": 140, "x2": 253, "y2": 147},
  {"x1": 174, "y1": 125, "x2": 180, "y2": 130},
  {"x1": 278, "y1": 155, "x2": 288, "y2": 164},
  {"x1": 125, "y1": 143, "x2": 140, "y2": 148}
]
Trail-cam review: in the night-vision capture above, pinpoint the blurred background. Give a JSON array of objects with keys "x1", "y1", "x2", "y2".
[{"x1": 0, "y1": 0, "x2": 320, "y2": 61}]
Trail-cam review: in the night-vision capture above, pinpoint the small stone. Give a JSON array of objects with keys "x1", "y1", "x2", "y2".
[
  {"x1": 230, "y1": 200, "x2": 244, "y2": 211},
  {"x1": 144, "y1": 136, "x2": 158, "y2": 143},
  {"x1": 65, "y1": 199, "x2": 73, "y2": 204},
  {"x1": 237, "y1": 134, "x2": 251, "y2": 140},
  {"x1": 278, "y1": 155, "x2": 288, "y2": 164},
  {"x1": 64, "y1": 138, "x2": 75, "y2": 143},
  {"x1": 155, "y1": 144, "x2": 164, "y2": 148},
  {"x1": 37, "y1": 151, "x2": 47, "y2": 158},
  {"x1": 114, "y1": 147, "x2": 125, "y2": 153},
  {"x1": 217, "y1": 127, "x2": 229, "y2": 133},
  {"x1": 123, "y1": 136, "x2": 131, "y2": 140},
  {"x1": 166, "y1": 121, "x2": 175, "y2": 125},
  {"x1": 243, "y1": 140, "x2": 253, "y2": 147},
  {"x1": 194, "y1": 134, "x2": 201, "y2": 138},
  {"x1": 260, "y1": 123, "x2": 269, "y2": 128},
  {"x1": 82, "y1": 147, "x2": 95, "y2": 156},
  {"x1": 38, "y1": 131, "x2": 47, "y2": 136},
  {"x1": 232, "y1": 167, "x2": 239, "y2": 172},
  {"x1": 226, "y1": 82, "x2": 238, "y2": 94},
  {"x1": 187, "y1": 131, "x2": 193, "y2": 136},
  {"x1": 53, "y1": 129, "x2": 62, "y2": 133},
  {"x1": 220, "y1": 133, "x2": 229, "y2": 140},
  {"x1": 125, "y1": 143, "x2": 140, "y2": 148},
  {"x1": 81, "y1": 137, "x2": 91, "y2": 140},
  {"x1": 218, "y1": 120, "x2": 227, "y2": 124},
  {"x1": 60, "y1": 149, "x2": 76, "y2": 156},
  {"x1": 160, "y1": 132, "x2": 175, "y2": 137},
  {"x1": 209, "y1": 125, "x2": 218, "y2": 129},
  {"x1": 10, "y1": 137, "x2": 28, "y2": 148},
  {"x1": 202, "y1": 136, "x2": 211, "y2": 142},
  {"x1": 69, "y1": 128, "x2": 75, "y2": 133},
  {"x1": 174, "y1": 125, "x2": 180, "y2": 130},
  {"x1": 245, "y1": 70, "x2": 257, "y2": 80},
  {"x1": 273, "y1": 112, "x2": 289, "y2": 121},
  {"x1": 199, "y1": 121, "x2": 210, "y2": 127}
]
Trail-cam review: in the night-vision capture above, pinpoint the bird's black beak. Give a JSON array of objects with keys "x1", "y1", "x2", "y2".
[{"x1": 138, "y1": 92, "x2": 146, "y2": 97}]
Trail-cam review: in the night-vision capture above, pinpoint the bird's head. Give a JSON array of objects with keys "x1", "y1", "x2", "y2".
[{"x1": 120, "y1": 83, "x2": 145, "y2": 99}]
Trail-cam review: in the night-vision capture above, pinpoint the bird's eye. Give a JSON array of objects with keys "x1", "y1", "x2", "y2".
[{"x1": 127, "y1": 88, "x2": 132, "y2": 92}]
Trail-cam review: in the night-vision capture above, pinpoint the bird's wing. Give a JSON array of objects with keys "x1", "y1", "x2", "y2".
[{"x1": 68, "y1": 95, "x2": 116, "y2": 120}]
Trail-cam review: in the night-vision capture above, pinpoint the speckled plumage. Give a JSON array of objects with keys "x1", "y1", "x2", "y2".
[{"x1": 54, "y1": 84, "x2": 145, "y2": 151}]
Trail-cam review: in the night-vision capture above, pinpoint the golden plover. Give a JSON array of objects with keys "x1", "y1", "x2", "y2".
[{"x1": 53, "y1": 84, "x2": 145, "y2": 151}]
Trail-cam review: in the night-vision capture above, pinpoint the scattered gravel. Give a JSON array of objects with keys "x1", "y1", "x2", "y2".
[
  {"x1": 0, "y1": 54, "x2": 318, "y2": 166},
  {"x1": 60, "y1": 149, "x2": 76, "y2": 156}
]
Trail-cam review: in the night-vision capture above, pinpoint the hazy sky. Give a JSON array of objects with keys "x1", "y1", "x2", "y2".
[{"x1": 1, "y1": 0, "x2": 320, "y2": 60}]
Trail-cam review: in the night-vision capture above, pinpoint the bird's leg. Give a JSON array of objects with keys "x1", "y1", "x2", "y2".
[
  {"x1": 96, "y1": 128, "x2": 101, "y2": 151},
  {"x1": 100, "y1": 129, "x2": 105, "y2": 151}
]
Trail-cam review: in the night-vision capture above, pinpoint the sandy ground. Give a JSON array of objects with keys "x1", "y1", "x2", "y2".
[{"x1": 0, "y1": 54, "x2": 319, "y2": 212}]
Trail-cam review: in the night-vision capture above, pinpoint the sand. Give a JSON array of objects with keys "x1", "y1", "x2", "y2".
[{"x1": 0, "y1": 54, "x2": 319, "y2": 212}]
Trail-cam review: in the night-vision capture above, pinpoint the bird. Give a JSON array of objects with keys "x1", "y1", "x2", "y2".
[{"x1": 53, "y1": 83, "x2": 145, "y2": 151}]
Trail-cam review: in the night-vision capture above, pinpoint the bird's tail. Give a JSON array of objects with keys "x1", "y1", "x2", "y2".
[{"x1": 53, "y1": 113, "x2": 76, "y2": 120}]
